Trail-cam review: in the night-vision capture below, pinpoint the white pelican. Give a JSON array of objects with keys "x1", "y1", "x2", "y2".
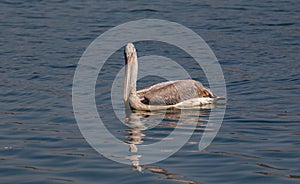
[{"x1": 124, "y1": 43, "x2": 219, "y2": 111}]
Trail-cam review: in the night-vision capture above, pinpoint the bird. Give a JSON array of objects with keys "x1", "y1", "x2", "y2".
[{"x1": 124, "y1": 43, "x2": 220, "y2": 111}]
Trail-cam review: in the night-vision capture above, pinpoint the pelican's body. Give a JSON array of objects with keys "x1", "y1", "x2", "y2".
[{"x1": 124, "y1": 43, "x2": 218, "y2": 111}]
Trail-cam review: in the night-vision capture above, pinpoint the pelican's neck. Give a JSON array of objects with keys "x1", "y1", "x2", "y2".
[{"x1": 128, "y1": 56, "x2": 138, "y2": 94}]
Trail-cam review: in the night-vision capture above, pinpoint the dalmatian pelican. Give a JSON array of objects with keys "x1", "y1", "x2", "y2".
[{"x1": 124, "y1": 43, "x2": 220, "y2": 111}]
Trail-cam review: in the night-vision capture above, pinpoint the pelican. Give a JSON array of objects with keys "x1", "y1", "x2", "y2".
[{"x1": 124, "y1": 43, "x2": 220, "y2": 111}]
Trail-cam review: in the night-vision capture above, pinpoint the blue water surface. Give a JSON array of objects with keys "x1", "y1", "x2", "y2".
[{"x1": 1, "y1": 1, "x2": 299, "y2": 183}]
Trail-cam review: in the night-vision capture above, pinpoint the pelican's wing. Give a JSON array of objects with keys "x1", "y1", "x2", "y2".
[
  {"x1": 137, "y1": 80, "x2": 214, "y2": 105},
  {"x1": 136, "y1": 80, "x2": 178, "y2": 98}
]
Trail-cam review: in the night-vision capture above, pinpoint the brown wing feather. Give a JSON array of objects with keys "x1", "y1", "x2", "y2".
[
  {"x1": 136, "y1": 80, "x2": 178, "y2": 97},
  {"x1": 137, "y1": 80, "x2": 215, "y2": 105}
]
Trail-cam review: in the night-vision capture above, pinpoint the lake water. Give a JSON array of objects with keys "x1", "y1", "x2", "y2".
[{"x1": 1, "y1": 1, "x2": 299, "y2": 183}]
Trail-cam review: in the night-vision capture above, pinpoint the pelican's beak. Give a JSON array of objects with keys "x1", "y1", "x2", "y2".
[{"x1": 124, "y1": 43, "x2": 136, "y2": 104}]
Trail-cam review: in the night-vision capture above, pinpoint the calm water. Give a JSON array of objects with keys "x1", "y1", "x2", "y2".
[{"x1": 1, "y1": 1, "x2": 300, "y2": 183}]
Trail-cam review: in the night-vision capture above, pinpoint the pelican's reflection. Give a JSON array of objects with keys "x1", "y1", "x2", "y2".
[
  {"x1": 123, "y1": 105, "x2": 215, "y2": 172},
  {"x1": 124, "y1": 110, "x2": 147, "y2": 172}
]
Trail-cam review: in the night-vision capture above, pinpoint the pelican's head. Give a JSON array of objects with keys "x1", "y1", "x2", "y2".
[{"x1": 125, "y1": 43, "x2": 137, "y2": 64}]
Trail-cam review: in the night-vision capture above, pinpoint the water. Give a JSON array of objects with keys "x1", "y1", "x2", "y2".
[{"x1": 1, "y1": 1, "x2": 299, "y2": 183}]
